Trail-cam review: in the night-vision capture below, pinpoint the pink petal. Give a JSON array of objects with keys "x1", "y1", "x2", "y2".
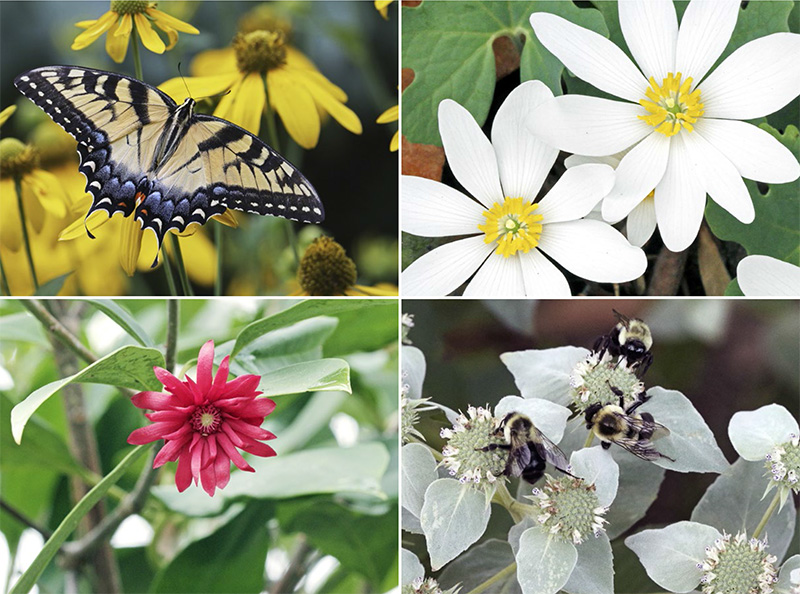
[
  {"x1": 225, "y1": 418, "x2": 273, "y2": 440},
  {"x1": 147, "y1": 409, "x2": 192, "y2": 422},
  {"x1": 162, "y1": 425, "x2": 192, "y2": 440},
  {"x1": 217, "y1": 432, "x2": 253, "y2": 471},
  {"x1": 196, "y1": 340, "x2": 215, "y2": 395},
  {"x1": 128, "y1": 422, "x2": 176, "y2": 444},
  {"x1": 190, "y1": 437, "x2": 204, "y2": 479},
  {"x1": 153, "y1": 367, "x2": 194, "y2": 404},
  {"x1": 209, "y1": 356, "x2": 230, "y2": 400},
  {"x1": 219, "y1": 374, "x2": 261, "y2": 398},
  {"x1": 220, "y1": 422, "x2": 245, "y2": 448},
  {"x1": 200, "y1": 457, "x2": 217, "y2": 496},
  {"x1": 184, "y1": 375, "x2": 204, "y2": 405},
  {"x1": 241, "y1": 440, "x2": 276, "y2": 458},
  {"x1": 207, "y1": 434, "x2": 218, "y2": 460},
  {"x1": 130, "y1": 391, "x2": 173, "y2": 410},
  {"x1": 250, "y1": 398, "x2": 276, "y2": 417},
  {"x1": 175, "y1": 452, "x2": 193, "y2": 492},
  {"x1": 214, "y1": 454, "x2": 231, "y2": 490},
  {"x1": 154, "y1": 437, "x2": 189, "y2": 466}
]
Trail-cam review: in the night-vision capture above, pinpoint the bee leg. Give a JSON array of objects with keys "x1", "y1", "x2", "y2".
[
  {"x1": 635, "y1": 352, "x2": 653, "y2": 378},
  {"x1": 606, "y1": 381, "x2": 624, "y2": 403},
  {"x1": 601, "y1": 441, "x2": 611, "y2": 450},
  {"x1": 476, "y1": 443, "x2": 511, "y2": 452}
]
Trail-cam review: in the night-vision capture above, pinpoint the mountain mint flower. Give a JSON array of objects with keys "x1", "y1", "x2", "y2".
[
  {"x1": 528, "y1": 0, "x2": 800, "y2": 252},
  {"x1": 698, "y1": 532, "x2": 778, "y2": 594},
  {"x1": 402, "y1": 80, "x2": 646, "y2": 296},
  {"x1": 440, "y1": 405, "x2": 507, "y2": 485},
  {"x1": 402, "y1": 576, "x2": 457, "y2": 594},
  {"x1": 569, "y1": 349, "x2": 647, "y2": 412},
  {"x1": 737, "y1": 255, "x2": 800, "y2": 297},
  {"x1": 401, "y1": 393, "x2": 435, "y2": 445},
  {"x1": 528, "y1": 475, "x2": 608, "y2": 545}
]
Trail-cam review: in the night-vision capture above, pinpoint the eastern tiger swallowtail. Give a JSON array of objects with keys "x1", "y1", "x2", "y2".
[{"x1": 14, "y1": 65, "x2": 323, "y2": 264}]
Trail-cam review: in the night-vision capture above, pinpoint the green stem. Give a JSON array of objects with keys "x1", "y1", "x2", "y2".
[
  {"x1": 14, "y1": 176, "x2": 39, "y2": 291},
  {"x1": 752, "y1": 490, "x2": 781, "y2": 540},
  {"x1": 285, "y1": 221, "x2": 299, "y2": 268},
  {"x1": 493, "y1": 481, "x2": 524, "y2": 523},
  {"x1": 214, "y1": 223, "x2": 222, "y2": 297},
  {"x1": 131, "y1": 27, "x2": 143, "y2": 80},
  {"x1": 584, "y1": 431, "x2": 595, "y2": 449},
  {"x1": 169, "y1": 235, "x2": 193, "y2": 296},
  {"x1": 160, "y1": 247, "x2": 178, "y2": 296},
  {"x1": 9, "y1": 445, "x2": 148, "y2": 594},
  {"x1": 0, "y1": 251, "x2": 10, "y2": 295},
  {"x1": 262, "y1": 80, "x2": 281, "y2": 153},
  {"x1": 463, "y1": 562, "x2": 517, "y2": 594},
  {"x1": 165, "y1": 299, "x2": 179, "y2": 371}
]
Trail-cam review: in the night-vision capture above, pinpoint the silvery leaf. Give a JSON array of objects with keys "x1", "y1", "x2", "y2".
[
  {"x1": 516, "y1": 527, "x2": 578, "y2": 594},
  {"x1": 775, "y1": 555, "x2": 800, "y2": 594},
  {"x1": 402, "y1": 443, "x2": 439, "y2": 517},
  {"x1": 563, "y1": 533, "x2": 613, "y2": 594},
  {"x1": 401, "y1": 548, "x2": 425, "y2": 585},
  {"x1": 570, "y1": 446, "x2": 619, "y2": 507},
  {"x1": 500, "y1": 346, "x2": 589, "y2": 406},
  {"x1": 728, "y1": 404, "x2": 799, "y2": 461},
  {"x1": 439, "y1": 539, "x2": 521, "y2": 594},
  {"x1": 402, "y1": 346, "x2": 426, "y2": 400}
]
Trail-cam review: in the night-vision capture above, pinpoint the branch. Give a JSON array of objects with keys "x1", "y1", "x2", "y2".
[
  {"x1": 269, "y1": 535, "x2": 315, "y2": 594},
  {"x1": 19, "y1": 300, "x2": 97, "y2": 364},
  {"x1": 646, "y1": 246, "x2": 690, "y2": 296},
  {"x1": 165, "y1": 300, "x2": 179, "y2": 371},
  {"x1": 0, "y1": 499, "x2": 53, "y2": 540}
]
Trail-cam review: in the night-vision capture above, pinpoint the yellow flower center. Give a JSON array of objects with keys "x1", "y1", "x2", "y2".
[
  {"x1": 477, "y1": 197, "x2": 543, "y2": 258},
  {"x1": 0, "y1": 138, "x2": 40, "y2": 179},
  {"x1": 233, "y1": 30, "x2": 287, "y2": 73},
  {"x1": 110, "y1": 0, "x2": 153, "y2": 15},
  {"x1": 639, "y1": 72, "x2": 704, "y2": 137},
  {"x1": 297, "y1": 236, "x2": 357, "y2": 296}
]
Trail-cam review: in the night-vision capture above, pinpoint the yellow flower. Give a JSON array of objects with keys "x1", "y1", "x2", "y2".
[
  {"x1": 377, "y1": 104, "x2": 399, "y2": 152},
  {"x1": 292, "y1": 236, "x2": 398, "y2": 296},
  {"x1": 71, "y1": 1, "x2": 198, "y2": 64},
  {"x1": 0, "y1": 105, "x2": 16, "y2": 128},
  {"x1": 375, "y1": 0, "x2": 395, "y2": 19},
  {"x1": 159, "y1": 26, "x2": 362, "y2": 149}
]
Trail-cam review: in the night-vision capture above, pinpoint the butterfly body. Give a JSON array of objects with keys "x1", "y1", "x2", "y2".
[{"x1": 14, "y1": 66, "x2": 323, "y2": 258}]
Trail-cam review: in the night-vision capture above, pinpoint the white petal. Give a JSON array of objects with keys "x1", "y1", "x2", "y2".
[
  {"x1": 530, "y1": 12, "x2": 648, "y2": 103},
  {"x1": 694, "y1": 118, "x2": 800, "y2": 183},
  {"x1": 463, "y1": 253, "x2": 524, "y2": 297},
  {"x1": 601, "y1": 132, "x2": 670, "y2": 222},
  {"x1": 528, "y1": 95, "x2": 652, "y2": 157},
  {"x1": 619, "y1": 0, "x2": 678, "y2": 81},
  {"x1": 626, "y1": 197, "x2": 657, "y2": 247},
  {"x1": 700, "y1": 32, "x2": 800, "y2": 120},
  {"x1": 537, "y1": 163, "x2": 615, "y2": 223},
  {"x1": 728, "y1": 404, "x2": 800, "y2": 460},
  {"x1": 518, "y1": 249, "x2": 572, "y2": 297},
  {"x1": 565, "y1": 154, "x2": 621, "y2": 169},
  {"x1": 737, "y1": 255, "x2": 800, "y2": 297},
  {"x1": 438, "y1": 99, "x2": 503, "y2": 208},
  {"x1": 401, "y1": 236, "x2": 491, "y2": 296},
  {"x1": 675, "y1": 0, "x2": 739, "y2": 83},
  {"x1": 682, "y1": 131, "x2": 753, "y2": 224},
  {"x1": 401, "y1": 175, "x2": 485, "y2": 237},
  {"x1": 492, "y1": 80, "x2": 558, "y2": 200},
  {"x1": 537, "y1": 219, "x2": 647, "y2": 283},
  {"x1": 653, "y1": 134, "x2": 706, "y2": 252}
]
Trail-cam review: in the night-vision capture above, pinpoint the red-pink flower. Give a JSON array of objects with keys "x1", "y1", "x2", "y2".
[{"x1": 128, "y1": 340, "x2": 276, "y2": 496}]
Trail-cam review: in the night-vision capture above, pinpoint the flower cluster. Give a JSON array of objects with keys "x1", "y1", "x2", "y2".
[
  {"x1": 440, "y1": 406, "x2": 507, "y2": 485},
  {"x1": 764, "y1": 432, "x2": 799, "y2": 497},
  {"x1": 569, "y1": 350, "x2": 646, "y2": 411},
  {"x1": 697, "y1": 532, "x2": 778, "y2": 594},
  {"x1": 401, "y1": 393, "x2": 434, "y2": 445},
  {"x1": 528, "y1": 475, "x2": 608, "y2": 545}
]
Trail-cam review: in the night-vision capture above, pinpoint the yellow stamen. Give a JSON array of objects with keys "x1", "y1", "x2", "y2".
[
  {"x1": 638, "y1": 72, "x2": 704, "y2": 137},
  {"x1": 477, "y1": 197, "x2": 543, "y2": 258}
]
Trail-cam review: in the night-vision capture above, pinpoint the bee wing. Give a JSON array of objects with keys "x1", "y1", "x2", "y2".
[
  {"x1": 628, "y1": 413, "x2": 670, "y2": 441},
  {"x1": 614, "y1": 437, "x2": 674, "y2": 462},
  {"x1": 530, "y1": 428, "x2": 571, "y2": 474},
  {"x1": 649, "y1": 422, "x2": 670, "y2": 441},
  {"x1": 506, "y1": 444, "x2": 532, "y2": 477},
  {"x1": 612, "y1": 309, "x2": 631, "y2": 328}
]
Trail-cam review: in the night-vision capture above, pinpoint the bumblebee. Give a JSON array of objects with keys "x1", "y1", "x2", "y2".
[
  {"x1": 478, "y1": 413, "x2": 573, "y2": 484},
  {"x1": 584, "y1": 397, "x2": 674, "y2": 462},
  {"x1": 593, "y1": 310, "x2": 653, "y2": 378}
]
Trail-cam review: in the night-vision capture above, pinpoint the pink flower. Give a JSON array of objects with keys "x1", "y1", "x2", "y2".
[{"x1": 128, "y1": 340, "x2": 276, "y2": 496}]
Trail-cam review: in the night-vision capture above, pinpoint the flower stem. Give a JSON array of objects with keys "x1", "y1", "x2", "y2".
[
  {"x1": 463, "y1": 562, "x2": 517, "y2": 594},
  {"x1": 169, "y1": 235, "x2": 193, "y2": 296},
  {"x1": 165, "y1": 299, "x2": 179, "y2": 371},
  {"x1": 584, "y1": 431, "x2": 595, "y2": 449},
  {"x1": 214, "y1": 223, "x2": 222, "y2": 296},
  {"x1": 160, "y1": 247, "x2": 178, "y2": 296},
  {"x1": 753, "y1": 490, "x2": 781, "y2": 540},
  {"x1": 0, "y1": 252, "x2": 11, "y2": 295},
  {"x1": 14, "y1": 176, "x2": 39, "y2": 291},
  {"x1": 493, "y1": 481, "x2": 524, "y2": 523},
  {"x1": 131, "y1": 27, "x2": 143, "y2": 80}
]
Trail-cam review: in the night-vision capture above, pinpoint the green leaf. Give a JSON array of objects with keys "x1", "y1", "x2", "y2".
[
  {"x1": 258, "y1": 359, "x2": 351, "y2": 396},
  {"x1": 231, "y1": 300, "x2": 394, "y2": 358},
  {"x1": 8, "y1": 445, "x2": 148, "y2": 594},
  {"x1": 272, "y1": 391, "x2": 348, "y2": 454},
  {"x1": 706, "y1": 125, "x2": 800, "y2": 263},
  {"x1": 322, "y1": 300, "x2": 399, "y2": 357},
  {"x1": 0, "y1": 312, "x2": 47, "y2": 345},
  {"x1": 151, "y1": 504, "x2": 272, "y2": 594},
  {"x1": 33, "y1": 273, "x2": 71, "y2": 296},
  {"x1": 10, "y1": 346, "x2": 164, "y2": 444},
  {"x1": 82, "y1": 299, "x2": 154, "y2": 347},
  {"x1": 402, "y1": 1, "x2": 607, "y2": 145}
]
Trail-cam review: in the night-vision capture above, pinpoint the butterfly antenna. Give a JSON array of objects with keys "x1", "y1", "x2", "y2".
[{"x1": 177, "y1": 62, "x2": 192, "y2": 99}]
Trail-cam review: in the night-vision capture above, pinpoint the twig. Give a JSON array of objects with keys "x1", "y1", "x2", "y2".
[
  {"x1": 646, "y1": 245, "x2": 690, "y2": 295},
  {"x1": 269, "y1": 535, "x2": 313, "y2": 594},
  {"x1": 20, "y1": 300, "x2": 97, "y2": 364},
  {"x1": 464, "y1": 561, "x2": 517, "y2": 594},
  {"x1": 0, "y1": 499, "x2": 53, "y2": 540}
]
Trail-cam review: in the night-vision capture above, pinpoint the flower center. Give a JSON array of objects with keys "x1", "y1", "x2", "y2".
[
  {"x1": 190, "y1": 404, "x2": 222, "y2": 436},
  {"x1": 698, "y1": 532, "x2": 777, "y2": 594},
  {"x1": 0, "y1": 138, "x2": 40, "y2": 179},
  {"x1": 110, "y1": 0, "x2": 152, "y2": 15},
  {"x1": 638, "y1": 72, "x2": 704, "y2": 137},
  {"x1": 764, "y1": 433, "x2": 800, "y2": 493},
  {"x1": 569, "y1": 352, "x2": 646, "y2": 411},
  {"x1": 233, "y1": 30, "x2": 287, "y2": 73},
  {"x1": 477, "y1": 197, "x2": 543, "y2": 258},
  {"x1": 297, "y1": 236, "x2": 357, "y2": 296},
  {"x1": 528, "y1": 475, "x2": 607, "y2": 545},
  {"x1": 440, "y1": 406, "x2": 507, "y2": 485}
]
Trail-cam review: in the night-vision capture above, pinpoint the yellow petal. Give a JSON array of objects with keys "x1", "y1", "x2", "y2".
[
  {"x1": 267, "y1": 68, "x2": 320, "y2": 149},
  {"x1": 106, "y1": 15, "x2": 130, "y2": 63},
  {"x1": 220, "y1": 72, "x2": 265, "y2": 135},
  {"x1": 285, "y1": 47, "x2": 347, "y2": 102},
  {"x1": 390, "y1": 130, "x2": 399, "y2": 152},
  {"x1": 0, "y1": 105, "x2": 17, "y2": 128},
  {"x1": 190, "y1": 47, "x2": 238, "y2": 76},
  {"x1": 71, "y1": 10, "x2": 117, "y2": 50},
  {"x1": 375, "y1": 0, "x2": 393, "y2": 19},
  {"x1": 59, "y1": 211, "x2": 110, "y2": 240},
  {"x1": 134, "y1": 13, "x2": 165, "y2": 54},
  {"x1": 293, "y1": 68, "x2": 362, "y2": 135},
  {"x1": 347, "y1": 283, "x2": 398, "y2": 296},
  {"x1": 153, "y1": 21, "x2": 178, "y2": 51},
  {"x1": 74, "y1": 19, "x2": 97, "y2": 29},
  {"x1": 0, "y1": 178, "x2": 22, "y2": 251},
  {"x1": 119, "y1": 214, "x2": 144, "y2": 276},
  {"x1": 25, "y1": 171, "x2": 67, "y2": 219},
  {"x1": 146, "y1": 8, "x2": 199, "y2": 34},
  {"x1": 376, "y1": 104, "x2": 398, "y2": 124},
  {"x1": 158, "y1": 72, "x2": 237, "y2": 103},
  {"x1": 212, "y1": 209, "x2": 239, "y2": 228}
]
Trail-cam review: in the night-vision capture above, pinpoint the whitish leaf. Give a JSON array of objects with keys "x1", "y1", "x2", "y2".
[
  {"x1": 439, "y1": 539, "x2": 520, "y2": 594},
  {"x1": 775, "y1": 554, "x2": 800, "y2": 594},
  {"x1": 642, "y1": 387, "x2": 729, "y2": 473},
  {"x1": 421, "y1": 478, "x2": 491, "y2": 570},
  {"x1": 728, "y1": 404, "x2": 799, "y2": 461},
  {"x1": 501, "y1": 347, "x2": 588, "y2": 406},
  {"x1": 570, "y1": 447, "x2": 619, "y2": 508},
  {"x1": 258, "y1": 359, "x2": 351, "y2": 396},
  {"x1": 402, "y1": 346, "x2": 426, "y2": 400},
  {"x1": 402, "y1": 549, "x2": 425, "y2": 585},
  {"x1": 625, "y1": 521, "x2": 722, "y2": 593},
  {"x1": 563, "y1": 533, "x2": 613, "y2": 594},
  {"x1": 402, "y1": 443, "x2": 438, "y2": 517},
  {"x1": 691, "y1": 457, "x2": 796, "y2": 562},
  {"x1": 516, "y1": 528, "x2": 577, "y2": 594},
  {"x1": 402, "y1": 507, "x2": 424, "y2": 534},
  {"x1": 11, "y1": 346, "x2": 164, "y2": 444},
  {"x1": 83, "y1": 299, "x2": 154, "y2": 347},
  {"x1": 495, "y1": 396, "x2": 571, "y2": 443}
]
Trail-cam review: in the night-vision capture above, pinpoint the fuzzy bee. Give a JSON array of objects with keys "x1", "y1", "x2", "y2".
[
  {"x1": 593, "y1": 310, "x2": 653, "y2": 378},
  {"x1": 478, "y1": 413, "x2": 573, "y2": 484},
  {"x1": 584, "y1": 397, "x2": 674, "y2": 462}
]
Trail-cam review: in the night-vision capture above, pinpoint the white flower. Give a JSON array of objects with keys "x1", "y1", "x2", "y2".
[
  {"x1": 528, "y1": 0, "x2": 800, "y2": 252},
  {"x1": 401, "y1": 80, "x2": 647, "y2": 297},
  {"x1": 737, "y1": 255, "x2": 800, "y2": 297}
]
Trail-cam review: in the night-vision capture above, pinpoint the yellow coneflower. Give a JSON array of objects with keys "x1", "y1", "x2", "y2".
[
  {"x1": 374, "y1": 0, "x2": 395, "y2": 19},
  {"x1": 377, "y1": 104, "x2": 399, "y2": 152},
  {"x1": 71, "y1": 1, "x2": 198, "y2": 64}
]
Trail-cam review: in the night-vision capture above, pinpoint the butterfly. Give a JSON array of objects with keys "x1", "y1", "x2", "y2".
[{"x1": 14, "y1": 66, "x2": 323, "y2": 264}]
